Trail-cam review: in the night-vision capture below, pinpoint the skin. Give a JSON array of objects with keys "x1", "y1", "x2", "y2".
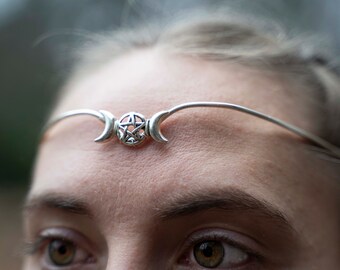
[{"x1": 23, "y1": 49, "x2": 339, "y2": 270}]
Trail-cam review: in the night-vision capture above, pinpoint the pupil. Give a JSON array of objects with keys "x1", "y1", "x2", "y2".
[
  {"x1": 201, "y1": 243, "x2": 213, "y2": 257},
  {"x1": 58, "y1": 245, "x2": 67, "y2": 255}
]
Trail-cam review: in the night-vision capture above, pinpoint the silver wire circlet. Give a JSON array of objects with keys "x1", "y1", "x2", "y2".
[{"x1": 44, "y1": 101, "x2": 340, "y2": 158}]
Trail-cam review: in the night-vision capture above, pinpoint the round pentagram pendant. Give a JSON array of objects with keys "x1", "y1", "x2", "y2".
[{"x1": 117, "y1": 112, "x2": 147, "y2": 146}]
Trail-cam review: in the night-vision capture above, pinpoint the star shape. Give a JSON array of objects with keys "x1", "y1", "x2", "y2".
[{"x1": 118, "y1": 113, "x2": 146, "y2": 144}]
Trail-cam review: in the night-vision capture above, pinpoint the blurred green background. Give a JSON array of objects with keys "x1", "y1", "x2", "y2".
[{"x1": 0, "y1": 0, "x2": 339, "y2": 269}]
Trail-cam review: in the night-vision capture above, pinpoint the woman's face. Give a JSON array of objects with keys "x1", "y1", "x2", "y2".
[{"x1": 23, "y1": 50, "x2": 339, "y2": 269}]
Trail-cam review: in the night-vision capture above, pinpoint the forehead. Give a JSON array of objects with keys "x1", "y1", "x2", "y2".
[
  {"x1": 31, "y1": 49, "x2": 335, "y2": 230},
  {"x1": 54, "y1": 49, "x2": 314, "y2": 128}
]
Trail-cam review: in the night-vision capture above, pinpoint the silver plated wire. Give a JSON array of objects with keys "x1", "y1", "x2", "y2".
[{"x1": 44, "y1": 101, "x2": 340, "y2": 158}]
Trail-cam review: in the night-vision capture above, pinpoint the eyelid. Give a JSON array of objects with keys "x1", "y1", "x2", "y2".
[
  {"x1": 193, "y1": 228, "x2": 263, "y2": 255},
  {"x1": 25, "y1": 227, "x2": 98, "y2": 258},
  {"x1": 177, "y1": 228, "x2": 265, "y2": 264}
]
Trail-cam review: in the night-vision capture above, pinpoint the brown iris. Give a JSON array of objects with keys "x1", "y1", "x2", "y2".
[
  {"x1": 48, "y1": 239, "x2": 76, "y2": 266},
  {"x1": 194, "y1": 241, "x2": 225, "y2": 268}
]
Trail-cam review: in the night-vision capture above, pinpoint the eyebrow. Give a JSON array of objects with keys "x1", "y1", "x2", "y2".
[
  {"x1": 23, "y1": 194, "x2": 94, "y2": 219},
  {"x1": 24, "y1": 189, "x2": 294, "y2": 234},
  {"x1": 155, "y1": 188, "x2": 294, "y2": 231}
]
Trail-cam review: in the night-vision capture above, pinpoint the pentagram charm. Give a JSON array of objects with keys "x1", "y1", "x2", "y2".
[{"x1": 117, "y1": 112, "x2": 147, "y2": 146}]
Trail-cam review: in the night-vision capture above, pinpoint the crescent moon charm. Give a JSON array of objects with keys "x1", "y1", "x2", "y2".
[
  {"x1": 148, "y1": 111, "x2": 170, "y2": 143},
  {"x1": 94, "y1": 110, "x2": 116, "y2": 142}
]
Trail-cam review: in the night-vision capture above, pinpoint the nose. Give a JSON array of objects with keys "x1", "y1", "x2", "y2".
[
  {"x1": 105, "y1": 256, "x2": 151, "y2": 270},
  {"x1": 103, "y1": 238, "x2": 161, "y2": 270}
]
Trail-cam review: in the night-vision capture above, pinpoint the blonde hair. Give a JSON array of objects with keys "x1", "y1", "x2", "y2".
[{"x1": 67, "y1": 11, "x2": 340, "y2": 152}]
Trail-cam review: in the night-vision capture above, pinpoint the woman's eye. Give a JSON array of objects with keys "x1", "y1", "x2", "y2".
[
  {"x1": 178, "y1": 229, "x2": 261, "y2": 269},
  {"x1": 26, "y1": 228, "x2": 97, "y2": 269},
  {"x1": 193, "y1": 240, "x2": 249, "y2": 268},
  {"x1": 43, "y1": 237, "x2": 94, "y2": 268},
  {"x1": 48, "y1": 239, "x2": 76, "y2": 266}
]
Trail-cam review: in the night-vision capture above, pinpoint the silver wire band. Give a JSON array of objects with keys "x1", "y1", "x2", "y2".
[{"x1": 44, "y1": 101, "x2": 340, "y2": 158}]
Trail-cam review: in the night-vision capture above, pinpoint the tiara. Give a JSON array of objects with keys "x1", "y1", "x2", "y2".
[{"x1": 44, "y1": 101, "x2": 340, "y2": 158}]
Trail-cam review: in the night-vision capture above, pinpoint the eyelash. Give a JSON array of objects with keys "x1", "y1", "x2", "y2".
[
  {"x1": 179, "y1": 229, "x2": 264, "y2": 266},
  {"x1": 24, "y1": 236, "x2": 50, "y2": 255},
  {"x1": 25, "y1": 236, "x2": 74, "y2": 255}
]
